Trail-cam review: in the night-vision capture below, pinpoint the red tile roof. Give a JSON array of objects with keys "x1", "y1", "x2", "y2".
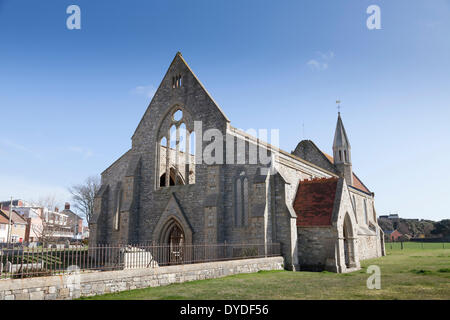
[
  {"x1": 322, "y1": 152, "x2": 334, "y2": 164},
  {"x1": 351, "y1": 173, "x2": 370, "y2": 194},
  {"x1": 321, "y1": 152, "x2": 370, "y2": 194},
  {"x1": 0, "y1": 209, "x2": 27, "y2": 224},
  {"x1": 294, "y1": 177, "x2": 338, "y2": 227}
]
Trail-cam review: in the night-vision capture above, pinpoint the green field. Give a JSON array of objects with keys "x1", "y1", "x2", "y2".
[{"x1": 80, "y1": 243, "x2": 450, "y2": 300}]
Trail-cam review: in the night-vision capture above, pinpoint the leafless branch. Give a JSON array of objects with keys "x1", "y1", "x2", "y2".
[{"x1": 68, "y1": 175, "x2": 101, "y2": 225}]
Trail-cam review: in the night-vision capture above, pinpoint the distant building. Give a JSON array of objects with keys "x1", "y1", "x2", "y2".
[
  {"x1": 0, "y1": 215, "x2": 9, "y2": 242},
  {"x1": 13, "y1": 206, "x2": 44, "y2": 242},
  {"x1": 0, "y1": 200, "x2": 86, "y2": 243},
  {"x1": 0, "y1": 199, "x2": 31, "y2": 212},
  {"x1": 385, "y1": 229, "x2": 403, "y2": 241},
  {"x1": 379, "y1": 214, "x2": 400, "y2": 220},
  {"x1": 61, "y1": 203, "x2": 84, "y2": 239},
  {"x1": 0, "y1": 209, "x2": 28, "y2": 243},
  {"x1": 45, "y1": 207, "x2": 75, "y2": 240}
]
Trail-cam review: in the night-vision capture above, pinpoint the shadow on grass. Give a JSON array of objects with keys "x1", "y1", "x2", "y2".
[{"x1": 410, "y1": 269, "x2": 433, "y2": 275}]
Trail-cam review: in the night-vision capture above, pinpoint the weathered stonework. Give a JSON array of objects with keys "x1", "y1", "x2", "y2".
[
  {"x1": 90, "y1": 52, "x2": 384, "y2": 273},
  {"x1": 0, "y1": 257, "x2": 283, "y2": 300}
]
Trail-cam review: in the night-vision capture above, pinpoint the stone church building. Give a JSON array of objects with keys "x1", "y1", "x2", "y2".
[{"x1": 90, "y1": 52, "x2": 385, "y2": 273}]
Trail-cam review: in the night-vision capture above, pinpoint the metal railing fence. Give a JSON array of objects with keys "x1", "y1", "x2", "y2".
[
  {"x1": 0, "y1": 242, "x2": 280, "y2": 279},
  {"x1": 385, "y1": 241, "x2": 448, "y2": 251}
]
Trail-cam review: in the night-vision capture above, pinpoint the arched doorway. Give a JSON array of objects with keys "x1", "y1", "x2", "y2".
[
  {"x1": 159, "y1": 219, "x2": 185, "y2": 265},
  {"x1": 343, "y1": 213, "x2": 356, "y2": 269},
  {"x1": 168, "y1": 223, "x2": 185, "y2": 264}
]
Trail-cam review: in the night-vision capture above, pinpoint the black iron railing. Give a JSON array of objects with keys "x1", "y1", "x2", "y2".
[{"x1": 0, "y1": 242, "x2": 280, "y2": 279}]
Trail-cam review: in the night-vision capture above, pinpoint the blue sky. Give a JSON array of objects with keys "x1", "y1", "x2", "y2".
[{"x1": 0, "y1": 0, "x2": 449, "y2": 220}]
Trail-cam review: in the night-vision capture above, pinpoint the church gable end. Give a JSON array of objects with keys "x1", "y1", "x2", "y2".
[
  {"x1": 292, "y1": 140, "x2": 338, "y2": 174},
  {"x1": 152, "y1": 193, "x2": 194, "y2": 245},
  {"x1": 132, "y1": 52, "x2": 230, "y2": 151}
]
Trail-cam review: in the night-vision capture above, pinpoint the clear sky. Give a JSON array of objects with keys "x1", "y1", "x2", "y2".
[{"x1": 0, "y1": 0, "x2": 449, "y2": 221}]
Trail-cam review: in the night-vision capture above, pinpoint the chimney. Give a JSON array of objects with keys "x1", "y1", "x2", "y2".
[{"x1": 65, "y1": 202, "x2": 70, "y2": 210}]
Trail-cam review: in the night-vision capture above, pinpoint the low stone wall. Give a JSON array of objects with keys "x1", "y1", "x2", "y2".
[{"x1": 0, "y1": 256, "x2": 284, "y2": 300}]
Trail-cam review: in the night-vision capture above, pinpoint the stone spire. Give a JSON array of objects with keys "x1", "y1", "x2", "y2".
[{"x1": 333, "y1": 112, "x2": 353, "y2": 186}]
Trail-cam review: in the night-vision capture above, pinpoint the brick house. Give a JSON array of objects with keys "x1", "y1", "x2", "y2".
[{"x1": 385, "y1": 229, "x2": 403, "y2": 241}]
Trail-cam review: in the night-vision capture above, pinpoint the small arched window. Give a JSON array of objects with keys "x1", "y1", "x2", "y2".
[{"x1": 172, "y1": 74, "x2": 182, "y2": 88}]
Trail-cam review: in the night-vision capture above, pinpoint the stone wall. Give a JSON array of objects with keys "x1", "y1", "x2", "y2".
[
  {"x1": 158, "y1": 145, "x2": 196, "y2": 185},
  {"x1": 297, "y1": 227, "x2": 337, "y2": 271},
  {"x1": 357, "y1": 235, "x2": 380, "y2": 260},
  {"x1": 291, "y1": 140, "x2": 338, "y2": 174},
  {"x1": 0, "y1": 256, "x2": 284, "y2": 300}
]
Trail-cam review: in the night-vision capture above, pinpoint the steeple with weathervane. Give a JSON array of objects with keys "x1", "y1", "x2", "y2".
[{"x1": 333, "y1": 101, "x2": 353, "y2": 186}]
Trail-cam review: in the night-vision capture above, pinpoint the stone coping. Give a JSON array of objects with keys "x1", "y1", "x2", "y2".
[{"x1": 0, "y1": 256, "x2": 284, "y2": 292}]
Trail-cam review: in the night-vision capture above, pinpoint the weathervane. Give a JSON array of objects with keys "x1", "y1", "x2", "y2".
[{"x1": 336, "y1": 100, "x2": 342, "y2": 114}]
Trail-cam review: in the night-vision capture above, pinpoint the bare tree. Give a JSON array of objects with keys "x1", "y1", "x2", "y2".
[
  {"x1": 32, "y1": 195, "x2": 62, "y2": 245},
  {"x1": 68, "y1": 176, "x2": 101, "y2": 225}
]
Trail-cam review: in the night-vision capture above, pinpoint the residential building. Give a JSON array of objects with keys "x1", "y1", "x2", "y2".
[
  {"x1": 12, "y1": 206, "x2": 44, "y2": 243},
  {"x1": 0, "y1": 215, "x2": 9, "y2": 243},
  {"x1": 2, "y1": 202, "x2": 84, "y2": 243},
  {"x1": 61, "y1": 203, "x2": 84, "y2": 239},
  {"x1": 0, "y1": 209, "x2": 27, "y2": 243},
  {"x1": 385, "y1": 229, "x2": 403, "y2": 241}
]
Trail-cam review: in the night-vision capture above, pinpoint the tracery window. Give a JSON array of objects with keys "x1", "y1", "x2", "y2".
[{"x1": 157, "y1": 107, "x2": 195, "y2": 188}]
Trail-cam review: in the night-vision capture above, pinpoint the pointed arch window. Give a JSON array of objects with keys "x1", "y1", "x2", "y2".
[
  {"x1": 364, "y1": 199, "x2": 368, "y2": 225},
  {"x1": 157, "y1": 107, "x2": 195, "y2": 188},
  {"x1": 352, "y1": 195, "x2": 358, "y2": 223},
  {"x1": 234, "y1": 171, "x2": 249, "y2": 227},
  {"x1": 114, "y1": 187, "x2": 122, "y2": 231}
]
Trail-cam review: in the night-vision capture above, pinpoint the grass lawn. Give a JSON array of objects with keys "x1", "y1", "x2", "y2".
[{"x1": 80, "y1": 243, "x2": 450, "y2": 300}]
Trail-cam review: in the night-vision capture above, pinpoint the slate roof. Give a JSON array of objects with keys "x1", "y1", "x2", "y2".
[
  {"x1": 61, "y1": 208, "x2": 82, "y2": 220},
  {"x1": 333, "y1": 112, "x2": 351, "y2": 149},
  {"x1": 312, "y1": 146, "x2": 370, "y2": 194},
  {"x1": 293, "y1": 177, "x2": 339, "y2": 227}
]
